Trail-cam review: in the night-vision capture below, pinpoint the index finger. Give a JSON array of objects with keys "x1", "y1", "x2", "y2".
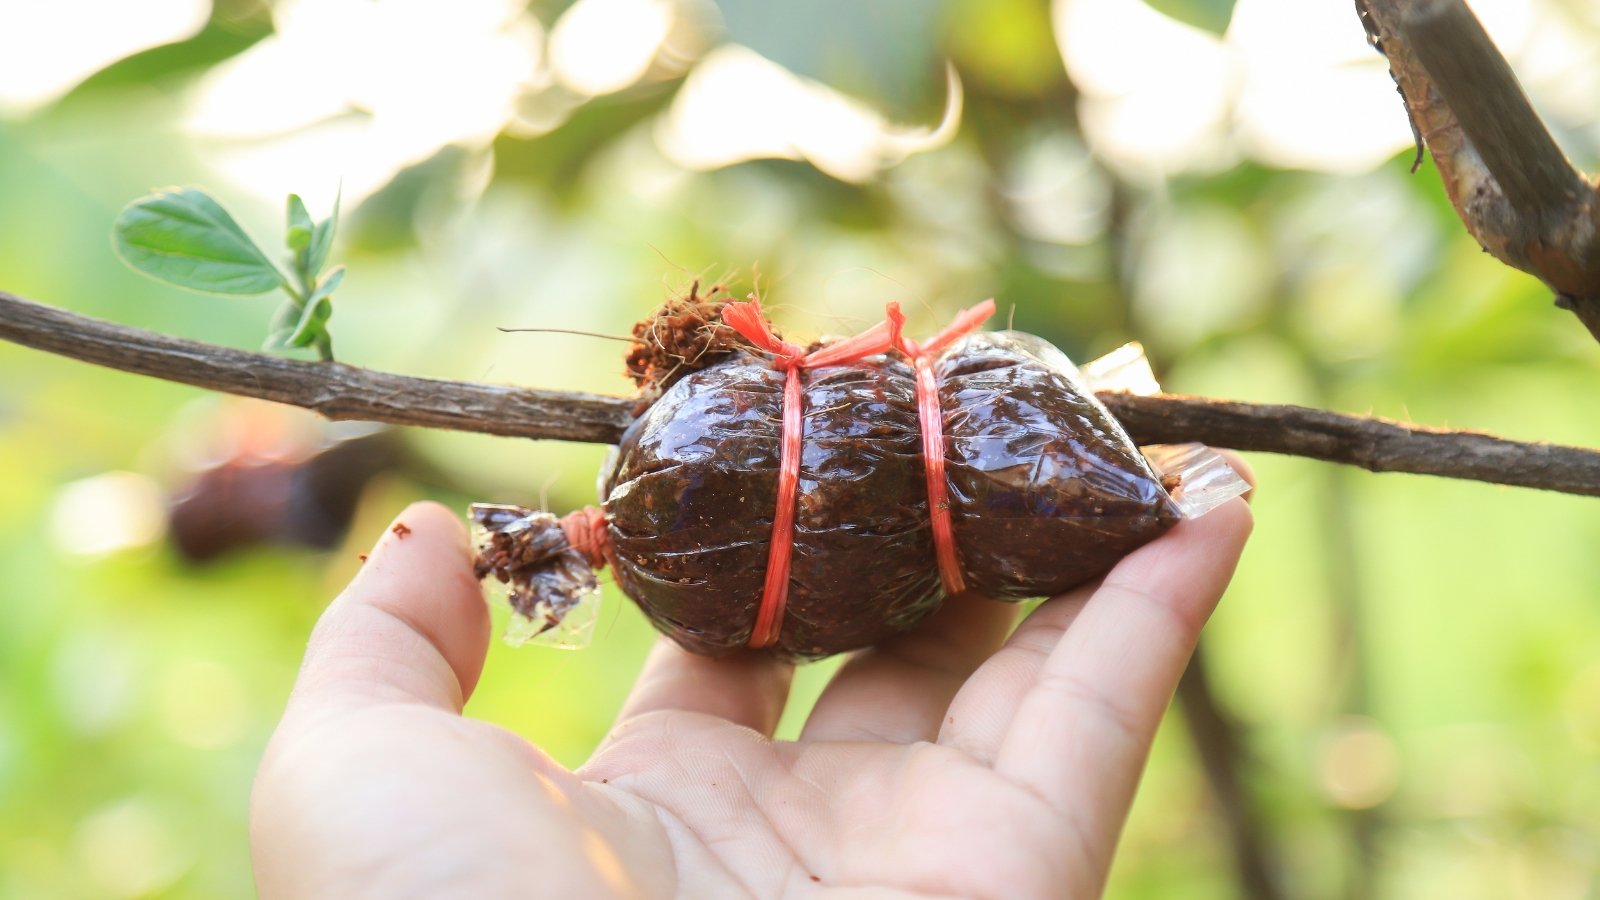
[
  {"x1": 991, "y1": 497, "x2": 1253, "y2": 851},
  {"x1": 286, "y1": 502, "x2": 490, "y2": 721}
]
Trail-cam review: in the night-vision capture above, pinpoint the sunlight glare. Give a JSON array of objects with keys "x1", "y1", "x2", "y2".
[
  {"x1": 657, "y1": 45, "x2": 961, "y2": 182},
  {"x1": 1316, "y1": 716, "x2": 1402, "y2": 811},
  {"x1": 1231, "y1": 0, "x2": 1415, "y2": 173},
  {"x1": 71, "y1": 797, "x2": 192, "y2": 899},
  {"x1": 0, "y1": 0, "x2": 210, "y2": 115},
  {"x1": 185, "y1": 0, "x2": 543, "y2": 209},
  {"x1": 49, "y1": 471, "x2": 166, "y2": 557},
  {"x1": 549, "y1": 0, "x2": 675, "y2": 96},
  {"x1": 1056, "y1": 0, "x2": 1233, "y2": 177},
  {"x1": 1053, "y1": 0, "x2": 1556, "y2": 176}
]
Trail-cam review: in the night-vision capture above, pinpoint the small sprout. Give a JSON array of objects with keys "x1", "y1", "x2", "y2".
[
  {"x1": 286, "y1": 193, "x2": 315, "y2": 256},
  {"x1": 113, "y1": 186, "x2": 344, "y2": 361}
]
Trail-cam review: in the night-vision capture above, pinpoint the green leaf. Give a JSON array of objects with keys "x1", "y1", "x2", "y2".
[
  {"x1": 1141, "y1": 0, "x2": 1235, "y2": 35},
  {"x1": 288, "y1": 266, "x2": 343, "y2": 350},
  {"x1": 286, "y1": 194, "x2": 314, "y2": 253},
  {"x1": 289, "y1": 297, "x2": 334, "y2": 348},
  {"x1": 306, "y1": 187, "x2": 340, "y2": 278},
  {"x1": 308, "y1": 265, "x2": 344, "y2": 306},
  {"x1": 112, "y1": 187, "x2": 288, "y2": 295},
  {"x1": 263, "y1": 302, "x2": 299, "y2": 350}
]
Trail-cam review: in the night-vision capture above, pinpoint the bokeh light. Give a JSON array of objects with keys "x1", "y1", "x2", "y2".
[
  {"x1": 2, "y1": 0, "x2": 1600, "y2": 897},
  {"x1": 0, "y1": 0, "x2": 210, "y2": 114}
]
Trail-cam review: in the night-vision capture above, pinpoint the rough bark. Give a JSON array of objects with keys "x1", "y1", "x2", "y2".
[
  {"x1": 0, "y1": 291, "x2": 630, "y2": 445},
  {"x1": 1099, "y1": 393, "x2": 1600, "y2": 496},
  {"x1": 4, "y1": 290, "x2": 1599, "y2": 496},
  {"x1": 1358, "y1": 0, "x2": 1600, "y2": 341}
]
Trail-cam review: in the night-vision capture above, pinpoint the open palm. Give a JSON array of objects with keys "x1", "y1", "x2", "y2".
[{"x1": 253, "y1": 496, "x2": 1252, "y2": 899}]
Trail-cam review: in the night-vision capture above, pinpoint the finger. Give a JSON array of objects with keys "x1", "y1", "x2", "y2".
[
  {"x1": 606, "y1": 637, "x2": 794, "y2": 737},
  {"x1": 800, "y1": 590, "x2": 1017, "y2": 744},
  {"x1": 938, "y1": 580, "x2": 1099, "y2": 760},
  {"x1": 992, "y1": 498, "x2": 1252, "y2": 848},
  {"x1": 942, "y1": 449, "x2": 1255, "y2": 759},
  {"x1": 286, "y1": 501, "x2": 490, "y2": 719}
]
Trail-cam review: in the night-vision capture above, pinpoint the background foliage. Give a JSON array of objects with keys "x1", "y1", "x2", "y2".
[{"x1": 3, "y1": 0, "x2": 1600, "y2": 897}]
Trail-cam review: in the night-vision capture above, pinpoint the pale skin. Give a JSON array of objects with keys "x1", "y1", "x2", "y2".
[{"x1": 252, "y1": 476, "x2": 1253, "y2": 899}]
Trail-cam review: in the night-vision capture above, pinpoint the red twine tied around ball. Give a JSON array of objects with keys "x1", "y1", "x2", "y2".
[
  {"x1": 887, "y1": 298, "x2": 995, "y2": 597},
  {"x1": 722, "y1": 298, "x2": 898, "y2": 648},
  {"x1": 558, "y1": 505, "x2": 611, "y2": 569},
  {"x1": 722, "y1": 296, "x2": 994, "y2": 649}
]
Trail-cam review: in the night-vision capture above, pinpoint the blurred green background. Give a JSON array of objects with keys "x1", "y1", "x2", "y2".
[{"x1": 3, "y1": 0, "x2": 1600, "y2": 897}]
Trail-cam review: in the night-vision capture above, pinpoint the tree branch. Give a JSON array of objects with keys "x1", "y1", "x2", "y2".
[
  {"x1": 4, "y1": 290, "x2": 1599, "y2": 496},
  {"x1": 1178, "y1": 645, "x2": 1285, "y2": 900},
  {"x1": 1097, "y1": 393, "x2": 1600, "y2": 496},
  {"x1": 0, "y1": 291, "x2": 632, "y2": 445},
  {"x1": 1357, "y1": 0, "x2": 1600, "y2": 340}
]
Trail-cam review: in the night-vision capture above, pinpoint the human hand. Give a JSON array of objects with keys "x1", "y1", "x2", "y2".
[{"x1": 252, "y1": 488, "x2": 1252, "y2": 899}]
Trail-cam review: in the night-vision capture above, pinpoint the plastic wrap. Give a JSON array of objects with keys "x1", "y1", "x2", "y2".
[
  {"x1": 604, "y1": 355, "x2": 942, "y2": 657},
  {"x1": 473, "y1": 304, "x2": 1249, "y2": 660},
  {"x1": 937, "y1": 332, "x2": 1182, "y2": 601},
  {"x1": 470, "y1": 504, "x2": 601, "y2": 649}
]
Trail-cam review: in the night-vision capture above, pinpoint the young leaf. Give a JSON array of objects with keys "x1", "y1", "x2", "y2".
[
  {"x1": 286, "y1": 194, "x2": 314, "y2": 253},
  {"x1": 263, "y1": 302, "x2": 299, "y2": 351},
  {"x1": 113, "y1": 188, "x2": 289, "y2": 295},
  {"x1": 289, "y1": 297, "x2": 334, "y2": 349},
  {"x1": 306, "y1": 188, "x2": 340, "y2": 279},
  {"x1": 307, "y1": 266, "x2": 345, "y2": 307},
  {"x1": 288, "y1": 267, "x2": 344, "y2": 356}
]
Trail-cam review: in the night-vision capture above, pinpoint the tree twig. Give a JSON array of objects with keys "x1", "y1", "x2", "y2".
[
  {"x1": 4, "y1": 290, "x2": 1600, "y2": 496},
  {"x1": 0, "y1": 291, "x2": 632, "y2": 445},
  {"x1": 1177, "y1": 645, "x2": 1285, "y2": 900},
  {"x1": 1357, "y1": 0, "x2": 1600, "y2": 341},
  {"x1": 1097, "y1": 393, "x2": 1600, "y2": 496}
]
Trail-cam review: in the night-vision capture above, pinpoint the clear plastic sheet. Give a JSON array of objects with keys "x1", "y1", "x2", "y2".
[
  {"x1": 468, "y1": 504, "x2": 600, "y2": 650},
  {"x1": 1078, "y1": 341, "x2": 1160, "y2": 396},
  {"x1": 1143, "y1": 443, "x2": 1253, "y2": 519}
]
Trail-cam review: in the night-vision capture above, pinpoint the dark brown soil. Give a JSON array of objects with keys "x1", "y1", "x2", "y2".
[
  {"x1": 599, "y1": 332, "x2": 1179, "y2": 659},
  {"x1": 936, "y1": 332, "x2": 1179, "y2": 601}
]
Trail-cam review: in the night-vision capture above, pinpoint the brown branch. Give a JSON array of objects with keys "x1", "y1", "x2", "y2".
[
  {"x1": 1357, "y1": 0, "x2": 1600, "y2": 341},
  {"x1": 1178, "y1": 645, "x2": 1285, "y2": 900},
  {"x1": 1099, "y1": 392, "x2": 1600, "y2": 496},
  {"x1": 4, "y1": 290, "x2": 1600, "y2": 496},
  {"x1": 0, "y1": 291, "x2": 632, "y2": 444}
]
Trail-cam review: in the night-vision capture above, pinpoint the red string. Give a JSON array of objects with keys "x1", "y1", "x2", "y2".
[
  {"x1": 747, "y1": 365, "x2": 802, "y2": 648},
  {"x1": 565, "y1": 297, "x2": 993, "y2": 650},
  {"x1": 722, "y1": 297, "x2": 903, "y2": 648},
  {"x1": 719, "y1": 298, "x2": 803, "y2": 358},
  {"x1": 887, "y1": 299, "x2": 995, "y2": 597},
  {"x1": 559, "y1": 506, "x2": 611, "y2": 569}
]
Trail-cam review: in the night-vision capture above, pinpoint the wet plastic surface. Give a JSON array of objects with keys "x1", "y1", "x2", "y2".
[
  {"x1": 604, "y1": 354, "x2": 943, "y2": 658},
  {"x1": 471, "y1": 504, "x2": 600, "y2": 645},
  {"x1": 601, "y1": 332, "x2": 1187, "y2": 659},
  {"x1": 938, "y1": 332, "x2": 1180, "y2": 600}
]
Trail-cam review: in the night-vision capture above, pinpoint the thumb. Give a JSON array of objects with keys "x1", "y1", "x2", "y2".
[{"x1": 287, "y1": 501, "x2": 490, "y2": 717}]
